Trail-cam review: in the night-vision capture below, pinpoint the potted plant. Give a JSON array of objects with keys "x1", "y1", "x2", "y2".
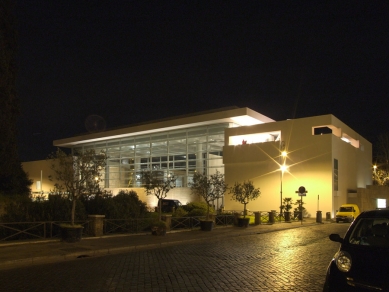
[
  {"x1": 294, "y1": 199, "x2": 306, "y2": 220},
  {"x1": 281, "y1": 197, "x2": 293, "y2": 222},
  {"x1": 150, "y1": 220, "x2": 167, "y2": 236},
  {"x1": 189, "y1": 170, "x2": 227, "y2": 231},
  {"x1": 229, "y1": 180, "x2": 261, "y2": 227},
  {"x1": 48, "y1": 148, "x2": 107, "y2": 242}
]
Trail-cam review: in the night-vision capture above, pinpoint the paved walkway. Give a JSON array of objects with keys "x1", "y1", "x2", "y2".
[{"x1": 0, "y1": 218, "x2": 330, "y2": 269}]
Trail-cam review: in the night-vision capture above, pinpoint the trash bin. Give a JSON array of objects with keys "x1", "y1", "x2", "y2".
[
  {"x1": 316, "y1": 211, "x2": 322, "y2": 223},
  {"x1": 326, "y1": 212, "x2": 331, "y2": 221}
]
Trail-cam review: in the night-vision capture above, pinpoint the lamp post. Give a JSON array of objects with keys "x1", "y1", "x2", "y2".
[
  {"x1": 279, "y1": 145, "x2": 287, "y2": 218},
  {"x1": 373, "y1": 165, "x2": 377, "y2": 185}
]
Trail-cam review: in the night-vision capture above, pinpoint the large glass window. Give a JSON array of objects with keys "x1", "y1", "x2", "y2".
[{"x1": 73, "y1": 124, "x2": 229, "y2": 188}]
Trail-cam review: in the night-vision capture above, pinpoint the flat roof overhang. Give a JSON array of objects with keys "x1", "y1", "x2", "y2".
[{"x1": 54, "y1": 107, "x2": 274, "y2": 147}]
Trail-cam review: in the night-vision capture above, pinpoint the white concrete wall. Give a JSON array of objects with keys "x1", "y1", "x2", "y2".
[
  {"x1": 223, "y1": 115, "x2": 372, "y2": 217},
  {"x1": 22, "y1": 160, "x2": 56, "y2": 194}
]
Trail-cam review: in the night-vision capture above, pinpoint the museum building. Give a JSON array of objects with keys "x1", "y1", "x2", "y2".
[{"x1": 23, "y1": 107, "x2": 374, "y2": 217}]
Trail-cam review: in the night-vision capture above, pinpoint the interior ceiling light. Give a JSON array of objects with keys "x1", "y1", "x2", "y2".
[{"x1": 231, "y1": 116, "x2": 263, "y2": 126}]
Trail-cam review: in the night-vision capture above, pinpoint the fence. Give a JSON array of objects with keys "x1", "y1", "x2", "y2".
[
  {"x1": 0, "y1": 221, "x2": 90, "y2": 241},
  {"x1": 103, "y1": 218, "x2": 155, "y2": 235},
  {"x1": 170, "y1": 215, "x2": 236, "y2": 230},
  {"x1": 224, "y1": 210, "x2": 304, "y2": 224},
  {"x1": 0, "y1": 210, "x2": 300, "y2": 242}
]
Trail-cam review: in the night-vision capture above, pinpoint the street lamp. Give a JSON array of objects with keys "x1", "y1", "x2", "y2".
[
  {"x1": 373, "y1": 165, "x2": 378, "y2": 185},
  {"x1": 279, "y1": 148, "x2": 288, "y2": 218}
]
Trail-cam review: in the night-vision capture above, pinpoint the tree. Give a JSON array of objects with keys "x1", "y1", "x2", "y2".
[
  {"x1": 143, "y1": 170, "x2": 176, "y2": 221},
  {"x1": 48, "y1": 148, "x2": 107, "y2": 226},
  {"x1": 294, "y1": 199, "x2": 307, "y2": 219},
  {"x1": 229, "y1": 180, "x2": 261, "y2": 218},
  {"x1": 373, "y1": 132, "x2": 389, "y2": 186},
  {"x1": 0, "y1": 0, "x2": 32, "y2": 196},
  {"x1": 189, "y1": 170, "x2": 227, "y2": 220},
  {"x1": 280, "y1": 197, "x2": 293, "y2": 213},
  {"x1": 373, "y1": 169, "x2": 389, "y2": 186}
]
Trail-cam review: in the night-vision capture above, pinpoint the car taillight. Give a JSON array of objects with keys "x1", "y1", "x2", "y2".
[{"x1": 335, "y1": 251, "x2": 352, "y2": 272}]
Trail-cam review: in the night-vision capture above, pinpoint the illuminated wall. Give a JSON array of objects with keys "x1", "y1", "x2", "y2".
[
  {"x1": 223, "y1": 115, "x2": 372, "y2": 217},
  {"x1": 22, "y1": 160, "x2": 56, "y2": 196}
]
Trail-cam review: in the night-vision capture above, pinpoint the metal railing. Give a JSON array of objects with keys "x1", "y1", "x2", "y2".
[
  {"x1": 223, "y1": 210, "x2": 302, "y2": 224},
  {"x1": 0, "y1": 221, "x2": 90, "y2": 241},
  {"x1": 170, "y1": 215, "x2": 235, "y2": 231},
  {"x1": 0, "y1": 211, "x2": 302, "y2": 242},
  {"x1": 103, "y1": 218, "x2": 155, "y2": 235}
]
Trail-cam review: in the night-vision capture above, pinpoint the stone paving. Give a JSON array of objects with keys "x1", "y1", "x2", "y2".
[
  {"x1": 0, "y1": 220, "x2": 349, "y2": 291},
  {"x1": 0, "y1": 218, "x2": 323, "y2": 269}
]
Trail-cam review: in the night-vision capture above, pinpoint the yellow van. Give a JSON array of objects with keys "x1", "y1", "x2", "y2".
[{"x1": 335, "y1": 204, "x2": 360, "y2": 223}]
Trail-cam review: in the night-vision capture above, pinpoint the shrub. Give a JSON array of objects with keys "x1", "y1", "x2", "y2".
[
  {"x1": 183, "y1": 201, "x2": 214, "y2": 217},
  {"x1": 44, "y1": 194, "x2": 86, "y2": 221},
  {"x1": 0, "y1": 194, "x2": 86, "y2": 223},
  {"x1": 1, "y1": 190, "x2": 148, "y2": 223},
  {"x1": 151, "y1": 220, "x2": 166, "y2": 229},
  {"x1": 80, "y1": 190, "x2": 148, "y2": 219},
  {"x1": 80, "y1": 191, "x2": 114, "y2": 217},
  {"x1": 110, "y1": 190, "x2": 148, "y2": 219},
  {"x1": 172, "y1": 207, "x2": 188, "y2": 217}
]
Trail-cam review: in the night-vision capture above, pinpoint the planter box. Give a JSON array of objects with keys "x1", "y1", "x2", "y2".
[
  {"x1": 284, "y1": 211, "x2": 291, "y2": 222},
  {"x1": 151, "y1": 227, "x2": 166, "y2": 236},
  {"x1": 200, "y1": 220, "x2": 214, "y2": 231},
  {"x1": 60, "y1": 226, "x2": 84, "y2": 243},
  {"x1": 237, "y1": 217, "x2": 250, "y2": 227}
]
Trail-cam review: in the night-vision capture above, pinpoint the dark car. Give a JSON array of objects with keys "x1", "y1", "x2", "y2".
[
  {"x1": 323, "y1": 209, "x2": 389, "y2": 291},
  {"x1": 159, "y1": 199, "x2": 182, "y2": 213}
]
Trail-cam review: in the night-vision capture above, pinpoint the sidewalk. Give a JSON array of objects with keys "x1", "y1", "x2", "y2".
[{"x1": 0, "y1": 218, "x2": 329, "y2": 270}]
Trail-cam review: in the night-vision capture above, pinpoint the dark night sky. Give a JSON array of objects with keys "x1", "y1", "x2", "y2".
[{"x1": 14, "y1": 1, "x2": 389, "y2": 161}]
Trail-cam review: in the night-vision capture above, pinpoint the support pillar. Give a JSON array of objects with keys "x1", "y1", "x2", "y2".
[
  {"x1": 162, "y1": 215, "x2": 172, "y2": 231},
  {"x1": 254, "y1": 212, "x2": 261, "y2": 225},
  {"x1": 88, "y1": 215, "x2": 105, "y2": 237}
]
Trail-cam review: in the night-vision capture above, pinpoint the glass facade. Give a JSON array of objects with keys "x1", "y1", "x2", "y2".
[{"x1": 73, "y1": 123, "x2": 231, "y2": 188}]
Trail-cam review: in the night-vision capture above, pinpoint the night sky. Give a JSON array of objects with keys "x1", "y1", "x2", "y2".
[{"x1": 14, "y1": 1, "x2": 389, "y2": 161}]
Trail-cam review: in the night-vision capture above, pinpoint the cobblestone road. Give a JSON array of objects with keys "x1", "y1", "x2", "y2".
[{"x1": 0, "y1": 223, "x2": 349, "y2": 292}]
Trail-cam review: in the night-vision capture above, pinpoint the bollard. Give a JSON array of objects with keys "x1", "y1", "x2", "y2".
[
  {"x1": 268, "y1": 211, "x2": 275, "y2": 224},
  {"x1": 316, "y1": 210, "x2": 322, "y2": 223},
  {"x1": 326, "y1": 212, "x2": 331, "y2": 221}
]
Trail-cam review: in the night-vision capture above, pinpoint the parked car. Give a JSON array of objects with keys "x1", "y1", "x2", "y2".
[
  {"x1": 323, "y1": 209, "x2": 389, "y2": 291},
  {"x1": 159, "y1": 199, "x2": 183, "y2": 213},
  {"x1": 335, "y1": 204, "x2": 360, "y2": 223}
]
